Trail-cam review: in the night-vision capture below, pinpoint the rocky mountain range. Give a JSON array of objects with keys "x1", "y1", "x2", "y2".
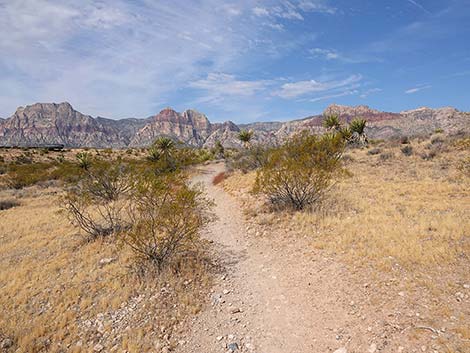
[{"x1": 0, "y1": 102, "x2": 468, "y2": 148}]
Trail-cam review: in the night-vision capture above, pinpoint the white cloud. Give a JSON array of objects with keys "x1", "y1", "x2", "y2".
[
  {"x1": 189, "y1": 73, "x2": 270, "y2": 97},
  {"x1": 274, "y1": 74, "x2": 362, "y2": 99},
  {"x1": 310, "y1": 48, "x2": 340, "y2": 60},
  {"x1": 360, "y1": 88, "x2": 382, "y2": 98},
  {"x1": 310, "y1": 90, "x2": 358, "y2": 102},
  {"x1": 298, "y1": 0, "x2": 336, "y2": 14},
  {"x1": 253, "y1": 7, "x2": 270, "y2": 16},
  {"x1": 252, "y1": 1, "x2": 335, "y2": 21},
  {"x1": 405, "y1": 85, "x2": 432, "y2": 94}
]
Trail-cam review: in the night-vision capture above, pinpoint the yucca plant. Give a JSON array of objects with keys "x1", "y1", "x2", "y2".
[
  {"x1": 348, "y1": 118, "x2": 368, "y2": 145},
  {"x1": 339, "y1": 127, "x2": 352, "y2": 141},
  {"x1": 153, "y1": 137, "x2": 175, "y2": 156},
  {"x1": 76, "y1": 152, "x2": 91, "y2": 170},
  {"x1": 349, "y1": 118, "x2": 367, "y2": 136},
  {"x1": 323, "y1": 115, "x2": 341, "y2": 131},
  {"x1": 238, "y1": 130, "x2": 254, "y2": 148},
  {"x1": 148, "y1": 137, "x2": 177, "y2": 173}
]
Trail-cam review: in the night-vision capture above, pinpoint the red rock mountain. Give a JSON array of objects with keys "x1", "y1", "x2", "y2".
[{"x1": 0, "y1": 102, "x2": 468, "y2": 148}]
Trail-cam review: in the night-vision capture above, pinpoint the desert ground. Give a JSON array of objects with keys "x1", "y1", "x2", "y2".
[{"x1": 0, "y1": 134, "x2": 469, "y2": 353}]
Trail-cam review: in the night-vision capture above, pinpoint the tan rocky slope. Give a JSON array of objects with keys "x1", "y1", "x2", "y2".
[{"x1": 0, "y1": 102, "x2": 468, "y2": 148}]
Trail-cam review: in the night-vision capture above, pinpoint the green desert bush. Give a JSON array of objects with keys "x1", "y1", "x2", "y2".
[
  {"x1": 6, "y1": 162, "x2": 52, "y2": 189},
  {"x1": 122, "y1": 172, "x2": 213, "y2": 270},
  {"x1": 226, "y1": 144, "x2": 270, "y2": 173},
  {"x1": 211, "y1": 140, "x2": 225, "y2": 159},
  {"x1": 76, "y1": 151, "x2": 92, "y2": 170},
  {"x1": 4, "y1": 160, "x2": 83, "y2": 189},
  {"x1": 254, "y1": 131, "x2": 346, "y2": 211}
]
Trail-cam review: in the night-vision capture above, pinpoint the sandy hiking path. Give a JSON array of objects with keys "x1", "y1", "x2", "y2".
[{"x1": 178, "y1": 163, "x2": 373, "y2": 353}]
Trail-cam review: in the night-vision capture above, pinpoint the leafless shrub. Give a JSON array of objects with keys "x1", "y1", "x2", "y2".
[
  {"x1": 0, "y1": 199, "x2": 20, "y2": 211},
  {"x1": 62, "y1": 162, "x2": 133, "y2": 240},
  {"x1": 368, "y1": 147, "x2": 382, "y2": 155},
  {"x1": 380, "y1": 152, "x2": 394, "y2": 161},
  {"x1": 401, "y1": 145, "x2": 413, "y2": 156}
]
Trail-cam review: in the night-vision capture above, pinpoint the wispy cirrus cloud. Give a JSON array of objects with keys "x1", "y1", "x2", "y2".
[
  {"x1": 309, "y1": 47, "x2": 381, "y2": 63},
  {"x1": 252, "y1": 1, "x2": 336, "y2": 21},
  {"x1": 189, "y1": 73, "x2": 271, "y2": 99},
  {"x1": 273, "y1": 74, "x2": 362, "y2": 99},
  {"x1": 360, "y1": 88, "x2": 382, "y2": 98},
  {"x1": 407, "y1": 0, "x2": 431, "y2": 14},
  {"x1": 310, "y1": 90, "x2": 358, "y2": 102},
  {"x1": 405, "y1": 85, "x2": 432, "y2": 94}
]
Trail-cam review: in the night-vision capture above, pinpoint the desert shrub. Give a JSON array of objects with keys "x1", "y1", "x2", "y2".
[
  {"x1": 62, "y1": 162, "x2": 133, "y2": 240},
  {"x1": 420, "y1": 150, "x2": 437, "y2": 160},
  {"x1": 434, "y1": 128, "x2": 444, "y2": 134},
  {"x1": 49, "y1": 161, "x2": 84, "y2": 183},
  {"x1": 56, "y1": 154, "x2": 65, "y2": 163},
  {"x1": 226, "y1": 144, "x2": 270, "y2": 173},
  {"x1": 15, "y1": 154, "x2": 33, "y2": 164},
  {"x1": 458, "y1": 157, "x2": 470, "y2": 177},
  {"x1": 76, "y1": 151, "x2": 91, "y2": 170},
  {"x1": 122, "y1": 173, "x2": 212, "y2": 270},
  {"x1": 194, "y1": 148, "x2": 215, "y2": 163},
  {"x1": 401, "y1": 145, "x2": 413, "y2": 156},
  {"x1": 254, "y1": 131, "x2": 346, "y2": 211},
  {"x1": 380, "y1": 152, "x2": 394, "y2": 161},
  {"x1": 0, "y1": 199, "x2": 20, "y2": 211},
  {"x1": 400, "y1": 136, "x2": 410, "y2": 144},
  {"x1": 211, "y1": 141, "x2": 225, "y2": 159},
  {"x1": 368, "y1": 147, "x2": 382, "y2": 155},
  {"x1": 212, "y1": 172, "x2": 226, "y2": 185},
  {"x1": 369, "y1": 139, "x2": 385, "y2": 145},
  {"x1": 5, "y1": 162, "x2": 52, "y2": 189},
  {"x1": 431, "y1": 135, "x2": 444, "y2": 145}
]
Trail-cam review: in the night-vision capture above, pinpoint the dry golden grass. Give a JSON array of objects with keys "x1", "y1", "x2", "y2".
[
  {"x1": 0, "y1": 185, "x2": 212, "y2": 352},
  {"x1": 222, "y1": 135, "x2": 470, "y2": 352}
]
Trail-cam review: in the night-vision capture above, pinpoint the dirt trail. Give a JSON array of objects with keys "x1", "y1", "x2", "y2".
[{"x1": 180, "y1": 163, "x2": 370, "y2": 353}]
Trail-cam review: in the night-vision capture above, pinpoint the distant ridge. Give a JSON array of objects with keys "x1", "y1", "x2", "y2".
[{"x1": 0, "y1": 102, "x2": 468, "y2": 148}]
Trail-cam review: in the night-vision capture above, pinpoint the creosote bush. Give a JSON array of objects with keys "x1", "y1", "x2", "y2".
[
  {"x1": 254, "y1": 131, "x2": 346, "y2": 211},
  {"x1": 62, "y1": 156, "x2": 214, "y2": 271},
  {"x1": 226, "y1": 144, "x2": 270, "y2": 173},
  {"x1": 122, "y1": 173, "x2": 213, "y2": 270},
  {"x1": 62, "y1": 162, "x2": 133, "y2": 240}
]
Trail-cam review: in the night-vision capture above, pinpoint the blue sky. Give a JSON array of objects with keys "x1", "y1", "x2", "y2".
[{"x1": 1, "y1": 0, "x2": 469, "y2": 122}]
